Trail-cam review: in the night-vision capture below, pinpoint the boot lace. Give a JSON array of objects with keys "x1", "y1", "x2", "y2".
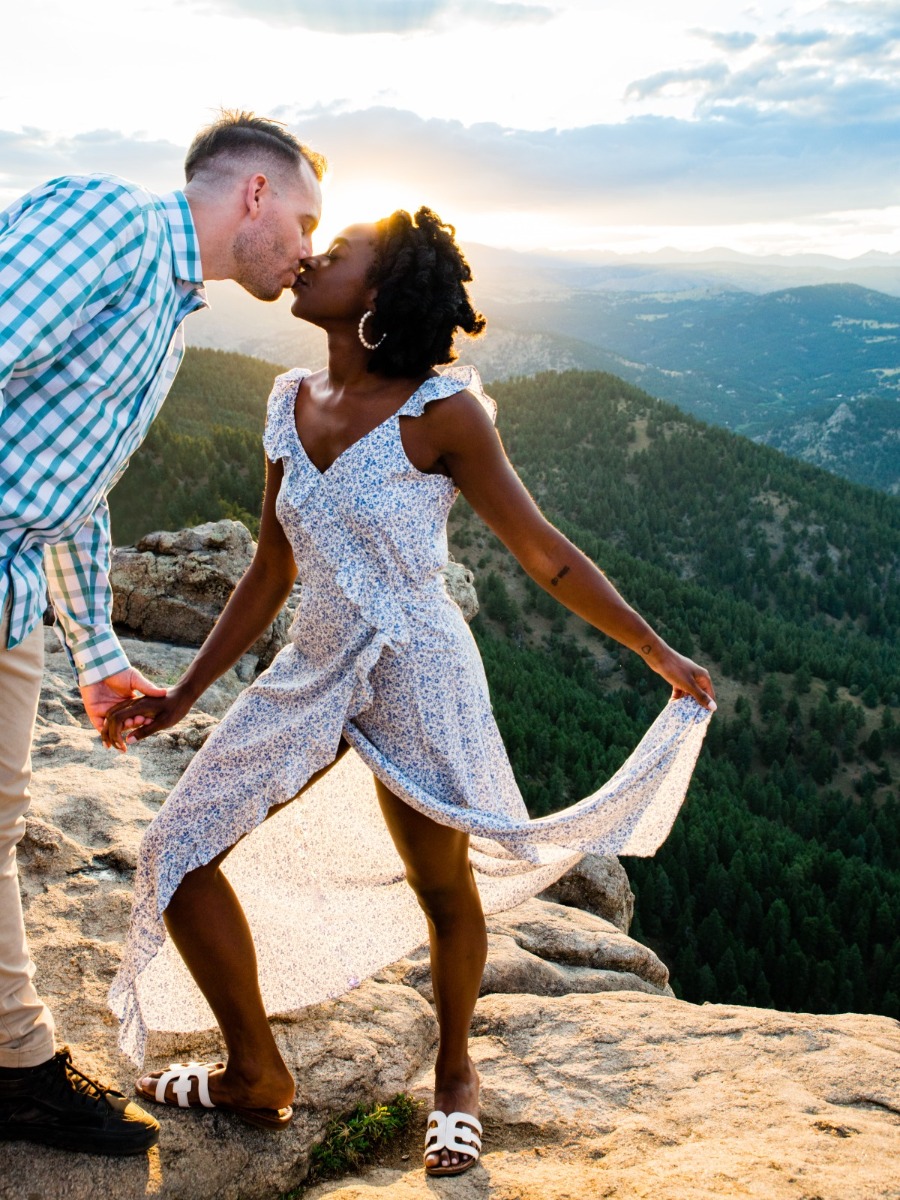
[{"x1": 50, "y1": 1047, "x2": 118, "y2": 1108}]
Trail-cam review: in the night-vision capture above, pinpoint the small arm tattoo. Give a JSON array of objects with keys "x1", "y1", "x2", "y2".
[
  {"x1": 641, "y1": 644, "x2": 653, "y2": 655},
  {"x1": 550, "y1": 564, "x2": 571, "y2": 587}
]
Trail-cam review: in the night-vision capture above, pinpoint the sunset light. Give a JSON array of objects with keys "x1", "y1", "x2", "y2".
[
  {"x1": 3, "y1": 5, "x2": 898, "y2": 1194},
  {"x1": 2, "y1": 0, "x2": 897, "y2": 259},
  {"x1": 315, "y1": 173, "x2": 449, "y2": 248}
]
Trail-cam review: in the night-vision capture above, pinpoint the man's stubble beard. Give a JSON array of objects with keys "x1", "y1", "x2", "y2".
[{"x1": 232, "y1": 213, "x2": 290, "y2": 302}]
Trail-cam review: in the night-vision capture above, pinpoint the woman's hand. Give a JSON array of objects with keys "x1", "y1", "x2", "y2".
[
  {"x1": 102, "y1": 684, "x2": 196, "y2": 752},
  {"x1": 649, "y1": 646, "x2": 717, "y2": 711}
]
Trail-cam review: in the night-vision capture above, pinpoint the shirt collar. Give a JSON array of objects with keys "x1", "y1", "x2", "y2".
[{"x1": 158, "y1": 190, "x2": 204, "y2": 286}]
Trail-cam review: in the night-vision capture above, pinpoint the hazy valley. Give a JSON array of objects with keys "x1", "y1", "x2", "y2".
[{"x1": 187, "y1": 245, "x2": 899, "y2": 495}]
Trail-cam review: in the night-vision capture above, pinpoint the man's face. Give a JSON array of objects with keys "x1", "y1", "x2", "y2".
[{"x1": 232, "y1": 161, "x2": 322, "y2": 302}]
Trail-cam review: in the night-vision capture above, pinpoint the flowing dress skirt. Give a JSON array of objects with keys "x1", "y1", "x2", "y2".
[{"x1": 109, "y1": 587, "x2": 709, "y2": 1065}]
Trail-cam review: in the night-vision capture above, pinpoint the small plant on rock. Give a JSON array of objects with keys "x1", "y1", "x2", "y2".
[{"x1": 284, "y1": 1093, "x2": 419, "y2": 1195}]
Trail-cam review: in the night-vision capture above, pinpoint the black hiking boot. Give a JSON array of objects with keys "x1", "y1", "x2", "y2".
[{"x1": 0, "y1": 1047, "x2": 159, "y2": 1155}]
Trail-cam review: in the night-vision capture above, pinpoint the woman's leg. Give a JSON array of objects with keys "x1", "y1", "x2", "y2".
[
  {"x1": 139, "y1": 740, "x2": 351, "y2": 1112},
  {"x1": 373, "y1": 779, "x2": 487, "y2": 1171}
]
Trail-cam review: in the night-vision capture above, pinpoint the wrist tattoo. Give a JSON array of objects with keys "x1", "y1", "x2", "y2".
[
  {"x1": 550, "y1": 564, "x2": 571, "y2": 587},
  {"x1": 641, "y1": 644, "x2": 653, "y2": 656}
]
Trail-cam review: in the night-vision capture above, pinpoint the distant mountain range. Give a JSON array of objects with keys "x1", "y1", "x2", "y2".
[
  {"x1": 186, "y1": 247, "x2": 899, "y2": 493},
  {"x1": 467, "y1": 243, "x2": 900, "y2": 299},
  {"x1": 479, "y1": 282, "x2": 900, "y2": 493}
]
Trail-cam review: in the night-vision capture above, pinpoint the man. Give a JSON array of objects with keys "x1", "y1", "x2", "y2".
[{"x1": 0, "y1": 110, "x2": 324, "y2": 1155}]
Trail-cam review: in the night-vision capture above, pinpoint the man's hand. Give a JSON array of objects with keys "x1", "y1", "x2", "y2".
[{"x1": 80, "y1": 667, "x2": 167, "y2": 749}]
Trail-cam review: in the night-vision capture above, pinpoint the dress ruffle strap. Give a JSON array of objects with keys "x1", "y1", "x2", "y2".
[
  {"x1": 262, "y1": 368, "x2": 311, "y2": 463},
  {"x1": 333, "y1": 555, "x2": 411, "y2": 649},
  {"x1": 398, "y1": 365, "x2": 496, "y2": 423}
]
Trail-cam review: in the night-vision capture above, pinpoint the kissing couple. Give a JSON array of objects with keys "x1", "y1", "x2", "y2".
[{"x1": 0, "y1": 109, "x2": 714, "y2": 1177}]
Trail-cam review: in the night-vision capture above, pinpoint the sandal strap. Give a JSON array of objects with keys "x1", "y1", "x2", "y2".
[
  {"x1": 445, "y1": 1110, "x2": 482, "y2": 1138},
  {"x1": 425, "y1": 1109, "x2": 482, "y2": 1158},
  {"x1": 154, "y1": 1061, "x2": 215, "y2": 1108},
  {"x1": 425, "y1": 1110, "x2": 447, "y2": 1150}
]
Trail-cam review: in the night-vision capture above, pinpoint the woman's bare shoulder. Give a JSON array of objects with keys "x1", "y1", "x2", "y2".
[{"x1": 419, "y1": 387, "x2": 494, "y2": 427}]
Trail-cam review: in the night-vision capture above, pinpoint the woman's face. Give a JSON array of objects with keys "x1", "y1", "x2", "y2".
[{"x1": 289, "y1": 222, "x2": 379, "y2": 323}]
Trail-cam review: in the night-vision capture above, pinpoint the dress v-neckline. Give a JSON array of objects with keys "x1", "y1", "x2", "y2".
[{"x1": 290, "y1": 371, "x2": 433, "y2": 478}]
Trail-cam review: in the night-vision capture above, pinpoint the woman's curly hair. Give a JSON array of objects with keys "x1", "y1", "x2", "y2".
[{"x1": 365, "y1": 207, "x2": 486, "y2": 377}]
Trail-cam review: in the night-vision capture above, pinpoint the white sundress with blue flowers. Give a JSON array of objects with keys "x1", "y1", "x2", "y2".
[{"x1": 109, "y1": 364, "x2": 710, "y2": 1065}]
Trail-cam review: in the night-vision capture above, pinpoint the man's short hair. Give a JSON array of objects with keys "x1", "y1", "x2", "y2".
[{"x1": 185, "y1": 109, "x2": 326, "y2": 185}]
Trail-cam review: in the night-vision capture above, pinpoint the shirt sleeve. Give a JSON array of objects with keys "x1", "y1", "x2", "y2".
[
  {"x1": 44, "y1": 498, "x2": 130, "y2": 686},
  {"x1": 0, "y1": 178, "x2": 146, "y2": 405}
]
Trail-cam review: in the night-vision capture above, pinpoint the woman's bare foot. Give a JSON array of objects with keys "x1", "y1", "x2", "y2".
[
  {"x1": 425, "y1": 1057, "x2": 481, "y2": 1172},
  {"x1": 137, "y1": 1059, "x2": 295, "y2": 1113}
]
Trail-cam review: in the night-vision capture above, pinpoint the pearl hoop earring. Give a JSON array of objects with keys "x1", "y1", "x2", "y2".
[{"x1": 358, "y1": 310, "x2": 386, "y2": 351}]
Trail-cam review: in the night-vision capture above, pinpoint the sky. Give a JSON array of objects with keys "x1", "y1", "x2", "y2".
[{"x1": 2, "y1": 0, "x2": 899, "y2": 257}]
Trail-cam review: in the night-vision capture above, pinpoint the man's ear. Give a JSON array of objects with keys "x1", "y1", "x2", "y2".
[{"x1": 243, "y1": 173, "x2": 269, "y2": 220}]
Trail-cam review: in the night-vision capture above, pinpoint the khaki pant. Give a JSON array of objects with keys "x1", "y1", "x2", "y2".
[{"x1": 0, "y1": 603, "x2": 55, "y2": 1067}]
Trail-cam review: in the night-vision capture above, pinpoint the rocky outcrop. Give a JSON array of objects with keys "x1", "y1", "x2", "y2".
[
  {"x1": 441, "y1": 559, "x2": 479, "y2": 622},
  {"x1": 110, "y1": 520, "x2": 288, "y2": 669},
  {"x1": 307, "y1": 993, "x2": 900, "y2": 1200},
  {"x1": 6, "y1": 624, "x2": 899, "y2": 1199},
  {"x1": 379, "y1": 896, "x2": 670, "y2": 1003},
  {"x1": 110, "y1": 523, "x2": 480, "y2": 679},
  {"x1": 539, "y1": 851, "x2": 634, "y2": 932}
]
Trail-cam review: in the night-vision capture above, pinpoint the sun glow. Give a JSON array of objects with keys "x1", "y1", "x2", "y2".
[
  {"x1": 314, "y1": 173, "x2": 453, "y2": 252},
  {"x1": 1, "y1": 3, "x2": 894, "y2": 263}
]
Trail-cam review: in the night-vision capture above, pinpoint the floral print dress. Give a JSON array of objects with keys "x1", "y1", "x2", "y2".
[{"x1": 109, "y1": 365, "x2": 710, "y2": 1065}]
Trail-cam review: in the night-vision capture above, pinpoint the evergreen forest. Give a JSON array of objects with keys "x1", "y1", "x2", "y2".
[
  {"x1": 110, "y1": 350, "x2": 278, "y2": 543},
  {"x1": 109, "y1": 350, "x2": 900, "y2": 1019}
]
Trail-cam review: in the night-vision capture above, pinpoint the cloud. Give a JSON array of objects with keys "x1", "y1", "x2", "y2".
[
  {"x1": 821, "y1": 0, "x2": 900, "y2": 24},
  {"x1": 4, "y1": 101, "x2": 899, "y2": 229},
  {"x1": 694, "y1": 30, "x2": 757, "y2": 52},
  {"x1": 462, "y1": 0, "x2": 554, "y2": 23},
  {"x1": 769, "y1": 28, "x2": 831, "y2": 48},
  {"x1": 275, "y1": 102, "x2": 900, "y2": 225},
  {"x1": 198, "y1": 0, "x2": 553, "y2": 33},
  {"x1": 0, "y1": 128, "x2": 183, "y2": 193},
  {"x1": 630, "y1": 6, "x2": 900, "y2": 123},
  {"x1": 3, "y1": 53, "x2": 899, "y2": 235},
  {"x1": 625, "y1": 63, "x2": 730, "y2": 102},
  {"x1": 833, "y1": 28, "x2": 900, "y2": 56},
  {"x1": 699, "y1": 65, "x2": 900, "y2": 121}
]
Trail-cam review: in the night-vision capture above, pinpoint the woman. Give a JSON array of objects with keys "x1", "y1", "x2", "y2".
[{"x1": 106, "y1": 208, "x2": 715, "y2": 1177}]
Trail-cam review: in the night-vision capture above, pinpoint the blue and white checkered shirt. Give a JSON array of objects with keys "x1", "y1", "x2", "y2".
[{"x1": 0, "y1": 174, "x2": 207, "y2": 684}]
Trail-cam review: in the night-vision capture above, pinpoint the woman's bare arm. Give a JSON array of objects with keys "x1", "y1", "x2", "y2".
[
  {"x1": 423, "y1": 392, "x2": 716, "y2": 709},
  {"x1": 104, "y1": 457, "x2": 298, "y2": 749}
]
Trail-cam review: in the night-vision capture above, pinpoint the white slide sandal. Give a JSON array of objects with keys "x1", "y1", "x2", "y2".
[
  {"x1": 136, "y1": 1060, "x2": 293, "y2": 1130},
  {"x1": 424, "y1": 1109, "x2": 482, "y2": 1176}
]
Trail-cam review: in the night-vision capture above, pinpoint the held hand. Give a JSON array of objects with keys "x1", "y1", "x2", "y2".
[
  {"x1": 102, "y1": 685, "x2": 196, "y2": 752},
  {"x1": 81, "y1": 667, "x2": 167, "y2": 747},
  {"x1": 651, "y1": 647, "x2": 717, "y2": 712}
]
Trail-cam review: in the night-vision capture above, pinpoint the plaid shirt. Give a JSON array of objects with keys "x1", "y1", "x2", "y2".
[{"x1": 0, "y1": 174, "x2": 207, "y2": 684}]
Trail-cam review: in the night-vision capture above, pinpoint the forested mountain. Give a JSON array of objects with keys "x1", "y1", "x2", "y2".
[
  {"x1": 455, "y1": 371, "x2": 899, "y2": 1020},
  {"x1": 482, "y1": 283, "x2": 900, "y2": 493},
  {"x1": 188, "y1": 277, "x2": 899, "y2": 494},
  {"x1": 470, "y1": 244, "x2": 900, "y2": 299},
  {"x1": 110, "y1": 351, "x2": 280, "y2": 543},
  {"x1": 109, "y1": 352, "x2": 900, "y2": 1019}
]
